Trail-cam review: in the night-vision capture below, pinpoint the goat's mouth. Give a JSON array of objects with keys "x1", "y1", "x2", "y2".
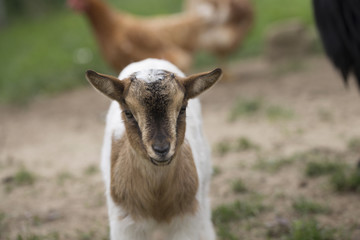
[{"x1": 150, "y1": 156, "x2": 174, "y2": 166}]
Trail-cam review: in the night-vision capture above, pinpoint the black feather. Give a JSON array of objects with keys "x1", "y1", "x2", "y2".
[{"x1": 313, "y1": 0, "x2": 360, "y2": 89}]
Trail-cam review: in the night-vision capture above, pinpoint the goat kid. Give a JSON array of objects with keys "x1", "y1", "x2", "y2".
[{"x1": 86, "y1": 59, "x2": 222, "y2": 240}]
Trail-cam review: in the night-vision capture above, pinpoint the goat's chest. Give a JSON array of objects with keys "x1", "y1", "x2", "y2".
[
  {"x1": 111, "y1": 165, "x2": 198, "y2": 222},
  {"x1": 110, "y1": 157, "x2": 199, "y2": 223}
]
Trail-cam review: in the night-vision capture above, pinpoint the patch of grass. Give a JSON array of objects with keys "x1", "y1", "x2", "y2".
[
  {"x1": 76, "y1": 230, "x2": 96, "y2": 240},
  {"x1": 84, "y1": 164, "x2": 99, "y2": 176},
  {"x1": 214, "y1": 141, "x2": 232, "y2": 156},
  {"x1": 266, "y1": 105, "x2": 294, "y2": 121},
  {"x1": 318, "y1": 109, "x2": 333, "y2": 122},
  {"x1": 217, "y1": 225, "x2": 238, "y2": 240},
  {"x1": 56, "y1": 171, "x2": 74, "y2": 185},
  {"x1": 0, "y1": 11, "x2": 111, "y2": 104},
  {"x1": 231, "y1": 179, "x2": 248, "y2": 193},
  {"x1": 212, "y1": 199, "x2": 265, "y2": 225},
  {"x1": 286, "y1": 219, "x2": 336, "y2": 240},
  {"x1": 229, "y1": 98, "x2": 263, "y2": 121},
  {"x1": 330, "y1": 169, "x2": 360, "y2": 193},
  {"x1": 292, "y1": 197, "x2": 330, "y2": 215},
  {"x1": 229, "y1": 98, "x2": 295, "y2": 122},
  {"x1": 273, "y1": 61, "x2": 306, "y2": 76},
  {"x1": 305, "y1": 161, "x2": 345, "y2": 178},
  {"x1": 299, "y1": 148, "x2": 343, "y2": 162},
  {"x1": 16, "y1": 232, "x2": 59, "y2": 240},
  {"x1": 0, "y1": 212, "x2": 7, "y2": 238},
  {"x1": 256, "y1": 149, "x2": 345, "y2": 174},
  {"x1": 107, "y1": 0, "x2": 182, "y2": 15},
  {"x1": 347, "y1": 137, "x2": 360, "y2": 152},
  {"x1": 235, "y1": 137, "x2": 260, "y2": 151},
  {"x1": 255, "y1": 155, "x2": 297, "y2": 173},
  {"x1": 215, "y1": 137, "x2": 259, "y2": 156},
  {"x1": 14, "y1": 167, "x2": 36, "y2": 186},
  {"x1": 213, "y1": 166, "x2": 222, "y2": 177}
]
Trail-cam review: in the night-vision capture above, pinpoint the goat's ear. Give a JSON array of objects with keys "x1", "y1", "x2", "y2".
[
  {"x1": 181, "y1": 68, "x2": 222, "y2": 99},
  {"x1": 86, "y1": 70, "x2": 125, "y2": 100}
]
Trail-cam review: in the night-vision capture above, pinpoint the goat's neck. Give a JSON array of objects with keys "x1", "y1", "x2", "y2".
[{"x1": 110, "y1": 136, "x2": 199, "y2": 222}]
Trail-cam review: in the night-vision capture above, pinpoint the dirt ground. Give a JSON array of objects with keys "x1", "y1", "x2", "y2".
[{"x1": 1, "y1": 56, "x2": 360, "y2": 239}]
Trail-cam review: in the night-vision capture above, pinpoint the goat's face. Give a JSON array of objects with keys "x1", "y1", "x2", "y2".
[
  {"x1": 86, "y1": 67, "x2": 222, "y2": 166},
  {"x1": 121, "y1": 70, "x2": 186, "y2": 165}
]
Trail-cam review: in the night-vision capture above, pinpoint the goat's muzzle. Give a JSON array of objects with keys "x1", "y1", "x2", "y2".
[
  {"x1": 149, "y1": 141, "x2": 173, "y2": 166},
  {"x1": 150, "y1": 156, "x2": 174, "y2": 166}
]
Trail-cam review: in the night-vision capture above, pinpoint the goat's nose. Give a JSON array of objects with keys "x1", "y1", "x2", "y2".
[{"x1": 152, "y1": 142, "x2": 170, "y2": 156}]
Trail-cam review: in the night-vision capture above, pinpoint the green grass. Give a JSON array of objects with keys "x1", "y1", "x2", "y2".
[
  {"x1": 107, "y1": 0, "x2": 182, "y2": 15},
  {"x1": 229, "y1": 98, "x2": 295, "y2": 122},
  {"x1": 292, "y1": 197, "x2": 330, "y2": 215},
  {"x1": 214, "y1": 141, "x2": 233, "y2": 156},
  {"x1": 273, "y1": 60, "x2": 307, "y2": 76},
  {"x1": 347, "y1": 137, "x2": 360, "y2": 152},
  {"x1": 330, "y1": 169, "x2": 360, "y2": 193},
  {"x1": 1, "y1": 0, "x2": 314, "y2": 104},
  {"x1": 286, "y1": 219, "x2": 336, "y2": 240},
  {"x1": 0, "y1": 0, "x2": 182, "y2": 104},
  {"x1": 235, "y1": 137, "x2": 260, "y2": 151},
  {"x1": 0, "y1": 11, "x2": 110, "y2": 104},
  {"x1": 3, "y1": 167, "x2": 37, "y2": 192},
  {"x1": 14, "y1": 167, "x2": 36, "y2": 186},
  {"x1": 16, "y1": 232, "x2": 59, "y2": 240},
  {"x1": 214, "y1": 137, "x2": 259, "y2": 156},
  {"x1": 266, "y1": 105, "x2": 294, "y2": 121},
  {"x1": 212, "y1": 198, "x2": 266, "y2": 240},
  {"x1": 232, "y1": 179, "x2": 248, "y2": 193},
  {"x1": 56, "y1": 171, "x2": 74, "y2": 185},
  {"x1": 0, "y1": 212, "x2": 7, "y2": 238},
  {"x1": 305, "y1": 161, "x2": 345, "y2": 178},
  {"x1": 76, "y1": 230, "x2": 96, "y2": 240},
  {"x1": 229, "y1": 98, "x2": 263, "y2": 121},
  {"x1": 213, "y1": 166, "x2": 222, "y2": 177},
  {"x1": 84, "y1": 164, "x2": 99, "y2": 176},
  {"x1": 212, "y1": 199, "x2": 265, "y2": 225},
  {"x1": 236, "y1": 0, "x2": 314, "y2": 58},
  {"x1": 196, "y1": 0, "x2": 314, "y2": 63},
  {"x1": 217, "y1": 225, "x2": 238, "y2": 240},
  {"x1": 255, "y1": 155, "x2": 297, "y2": 173}
]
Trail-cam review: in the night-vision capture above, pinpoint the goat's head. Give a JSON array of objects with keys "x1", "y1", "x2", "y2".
[{"x1": 86, "y1": 68, "x2": 222, "y2": 166}]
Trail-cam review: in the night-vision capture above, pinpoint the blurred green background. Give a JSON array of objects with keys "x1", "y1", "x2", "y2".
[{"x1": 0, "y1": 0, "x2": 314, "y2": 104}]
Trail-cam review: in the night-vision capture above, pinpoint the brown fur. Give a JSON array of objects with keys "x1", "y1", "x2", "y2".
[
  {"x1": 110, "y1": 136, "x2": 199, "y2": 223},
  {"x1": 117, "y1": 72, "x2": 186, "y2": 164},
  {"x1": 86, "y1": 67, "x2": 223, "y2": 223},
  {"x1": 179, "y1": 68, "x2": 222, "y2": 99}
]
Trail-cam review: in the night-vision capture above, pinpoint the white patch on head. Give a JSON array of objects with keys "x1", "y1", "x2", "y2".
[
  {"x1": 133, "y1": 69, "x2": 167, "y2": 83},
  {"x1": 119, "y1": 58, "x2": 185, "y2": 80}
]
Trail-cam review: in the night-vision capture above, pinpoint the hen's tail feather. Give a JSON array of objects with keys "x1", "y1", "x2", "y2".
[
  {"x1": 313, "y1": 0, "x2": 360, "y2": 90},
  {"x1": 354, "y1": 64, "x2": 360, "y2": 91}
]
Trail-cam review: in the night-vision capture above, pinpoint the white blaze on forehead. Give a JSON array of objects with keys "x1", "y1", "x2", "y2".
[
  {"x1": 119, "y1": 58, "x2": 185, "y2": 80},
  {"x1": 133, "y1": 69, "x2": 167, "y2": 83}
]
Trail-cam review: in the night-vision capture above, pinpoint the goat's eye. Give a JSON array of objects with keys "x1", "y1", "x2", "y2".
[
  {"x1": 124, "y1": 110, "x2": 134, "y2": 119},
  {"x1": 179, "y1": 106, "x2": 186, "y2": 115}
]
